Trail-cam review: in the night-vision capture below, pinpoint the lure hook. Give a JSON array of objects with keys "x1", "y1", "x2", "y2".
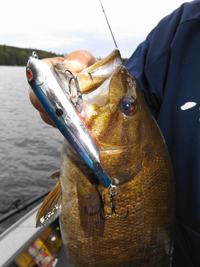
[
  {"x1": 101, "y1": 185, "x2": 129, "y2": 220},
  {"x1": 64, "y1": 70, "x2": 82, "y2": 108}
]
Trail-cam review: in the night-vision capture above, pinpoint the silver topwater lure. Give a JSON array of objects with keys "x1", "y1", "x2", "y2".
[{"x1": 26, "y1": 52, "x2": 112, "y2": 188}]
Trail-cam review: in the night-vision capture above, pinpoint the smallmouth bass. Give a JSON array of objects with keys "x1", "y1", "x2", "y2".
[{"x1": 35, "y1": 50, "x2": 175, "y2": 266}]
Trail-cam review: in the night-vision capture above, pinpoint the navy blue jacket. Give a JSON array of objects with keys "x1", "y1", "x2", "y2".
[{"x1": 125, "y1": 1, "x2": 200, "y2": 266}]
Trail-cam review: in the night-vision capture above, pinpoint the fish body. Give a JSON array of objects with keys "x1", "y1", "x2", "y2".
[{"x1": 36, "y1": 50, "x2": 175, "y2": 266}]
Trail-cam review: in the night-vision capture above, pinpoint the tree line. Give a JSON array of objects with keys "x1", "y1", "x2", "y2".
[
  {"x1": 0, "y1": 45, "x2": 128, "y2": 66},
  {"x1": 0, "y1": 45, "x2": 65, "y2": 66}
]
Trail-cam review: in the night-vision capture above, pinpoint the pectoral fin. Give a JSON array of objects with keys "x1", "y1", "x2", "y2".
[
  {"x1": 77, "y1": 186, "x2": 105, "y2": 237},
  {"x1": 50, "y1": 171, "x2": 60, "y2": 179},
  {"x1": 36, "y1": 180, "x2": 62, "y2": 227}
]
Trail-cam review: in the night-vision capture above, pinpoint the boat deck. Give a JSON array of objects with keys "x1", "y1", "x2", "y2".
[{"x1": 0, "y1": 204, "x2": 72, "y2": 267}]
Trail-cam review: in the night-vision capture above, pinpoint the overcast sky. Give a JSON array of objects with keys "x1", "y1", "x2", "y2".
[{"x1": 0, "y1": 0, "x2": 193, "y2": 58}]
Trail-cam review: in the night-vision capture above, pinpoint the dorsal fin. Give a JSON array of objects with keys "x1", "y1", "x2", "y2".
[
  {"x1": 50, "y1": 171, "x2": 60, "y2": 179},
  {"x1": 36, "y1": 180, "x2": 62, "y2": 227}
]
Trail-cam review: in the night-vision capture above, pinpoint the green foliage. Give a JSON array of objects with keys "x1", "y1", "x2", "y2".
[
  {"x1": 122, "y1": 58, "x2": 128, "y2": 64},
  {"x1": 0, "y1": 45, "x2": 128, "y2": 66},
  {"x1": 0, "y1": 45, "x2": 65, "y2": 66}
]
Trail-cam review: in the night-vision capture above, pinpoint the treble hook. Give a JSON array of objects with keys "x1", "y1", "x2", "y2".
[
  {"x1": 64, "y1": 70, "x2": 82, "y2": 108},
  {"x1": 101, "y1": 185, "x2": 129, "y2": 220}
]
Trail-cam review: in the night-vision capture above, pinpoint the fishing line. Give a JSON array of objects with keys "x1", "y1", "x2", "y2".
[{"x1": 119, "y1": 22, "x2": 131, "y2": 59}]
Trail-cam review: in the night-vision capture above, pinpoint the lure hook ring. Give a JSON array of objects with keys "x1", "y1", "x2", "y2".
[{"x1": 101, "y1": 184, "x2": 129, "y2": 220}]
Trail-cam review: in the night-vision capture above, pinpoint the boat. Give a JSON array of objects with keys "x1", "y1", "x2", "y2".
[{"x1": 0, "y1": 197, "x2": 72, "y2": 267}]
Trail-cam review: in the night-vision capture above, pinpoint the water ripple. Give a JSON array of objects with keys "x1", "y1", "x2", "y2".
[{"x1": 0, "y1": 66, "x2": 63, "y2": 215}]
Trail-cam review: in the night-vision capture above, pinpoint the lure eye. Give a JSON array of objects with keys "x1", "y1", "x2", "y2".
[
  {"x1": 26, "y1": 68, "x2": 33, "y2": 81},
  {"x1": 119, "y1": 95, "x2": 137, "y2": 116}
]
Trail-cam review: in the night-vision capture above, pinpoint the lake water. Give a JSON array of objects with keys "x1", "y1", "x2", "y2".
[{"x1": 0, "y1": 66, "x2": 63, "y2": 221}]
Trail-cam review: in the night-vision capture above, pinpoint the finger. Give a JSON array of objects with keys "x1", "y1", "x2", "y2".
[
  {"x1": 65, "y1": 50, "x2": 98, "y2": 69},
  {"x1": 64, "y1": 50, "x2": 98, "y2": 72},
  {"x1": 41, "y1": 50, "x2": 98, "y2": 73},
  {"x1": 30, "y1": 88, "x2": 57, "y2": 127},
  {"x1": 29, "y1": 88, "x2": 45, "y2": 113},
  {"x1": 39, "y1": 111, "x2": 56, "y2": 128},
  {"x1": 42, "y1": 57, "x2": 64, "y2": 68},
  {"x1": 61, "y1": 60, "x2": 83, "y2": 73}
]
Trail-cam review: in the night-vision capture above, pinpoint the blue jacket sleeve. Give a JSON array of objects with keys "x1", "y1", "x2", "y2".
[
  {"x1": 125, "y1": 1, "x2": 200, "y2": 118},
  {"x1": 126, "y1": 1, "x2": 200, "y2": 266}
]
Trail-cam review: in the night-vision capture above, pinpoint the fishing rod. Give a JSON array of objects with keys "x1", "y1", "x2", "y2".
[{"x1": 99, "y1": 0, "x2": 118, "y2": 49}]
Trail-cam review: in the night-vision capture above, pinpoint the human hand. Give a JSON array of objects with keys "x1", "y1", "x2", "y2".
[{"x1": 29, "y1": 50, "x2": 98, "y2": 127}]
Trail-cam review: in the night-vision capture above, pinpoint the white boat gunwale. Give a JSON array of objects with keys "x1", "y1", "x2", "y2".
[{"x1": 0, "y1": 203, "x2": 48, "y2": 267}]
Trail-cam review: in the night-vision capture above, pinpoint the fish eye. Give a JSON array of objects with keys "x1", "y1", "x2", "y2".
[{"x1": 119, "y1": 95, "x2": 137, "y2": 116}]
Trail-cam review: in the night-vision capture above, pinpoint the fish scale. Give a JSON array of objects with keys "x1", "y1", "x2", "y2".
[{"x1": 35, "y1": 50, "x2": 175, "y2": 266}]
